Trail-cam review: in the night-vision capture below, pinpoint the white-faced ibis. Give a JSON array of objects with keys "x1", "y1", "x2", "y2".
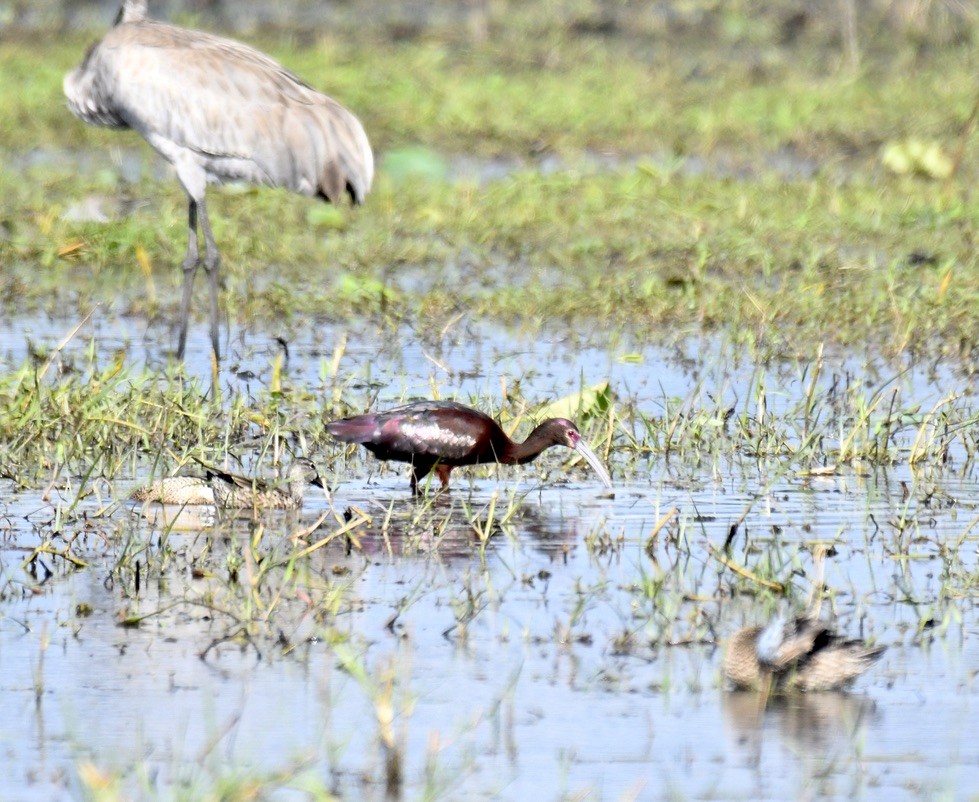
[
  {"x1": 723, "y1": 614, "x2": 885, "y2": 693},
  {"x1": 131, "y1": 475, "x2": 215, "y2": 505},
  {"x1": 327, "y1": 400, "x2": 613, "y2": 493},
  {"x1": 207, "y1": 458, "x2": 323, "y2": 510},
  {"x1": 63, "y1": 0, "x2": 373, "y2": 361}
]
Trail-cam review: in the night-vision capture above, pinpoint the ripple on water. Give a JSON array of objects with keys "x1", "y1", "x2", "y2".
[{"x1": 0, "y1": 316, "x2": 977, "y2": 799}]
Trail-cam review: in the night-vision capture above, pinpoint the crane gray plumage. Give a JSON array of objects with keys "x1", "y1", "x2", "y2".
[{"x1": 64, "y1": 0, "x2": 373, "y2": 360}]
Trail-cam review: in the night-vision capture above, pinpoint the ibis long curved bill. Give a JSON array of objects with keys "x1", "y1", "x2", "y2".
[{"x1": 570, "y1": 435, "x2": 613, "y2": 489}]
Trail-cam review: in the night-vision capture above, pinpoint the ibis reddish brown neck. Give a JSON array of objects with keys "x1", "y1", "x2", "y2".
[{"x1": 499, "y1": 419, "x2": 577, "y2": 465}]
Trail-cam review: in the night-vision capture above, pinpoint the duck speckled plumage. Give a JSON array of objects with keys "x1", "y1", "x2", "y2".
[
  {"x1": 130, "y1": 476, "x2": 215, "y2": 505},
  {"x1": 207, "y1": 458, "x2": 323, "y2": 510},
  {"x1": 723, "y1": 615, "x2": 884, "y2": 693}
]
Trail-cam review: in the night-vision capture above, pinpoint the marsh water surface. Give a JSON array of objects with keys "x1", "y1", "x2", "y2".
[{"x1": 0, "y1": 317, "x2": 977, "y2": 800}]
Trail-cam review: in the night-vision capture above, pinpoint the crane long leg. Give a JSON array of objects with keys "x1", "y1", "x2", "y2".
[
  {"x1": 177, "y1": 199, "x2": 201, "y2": 361},
  {"x1": 198, "y1": 199, "x2": 222, "y2": 361}
]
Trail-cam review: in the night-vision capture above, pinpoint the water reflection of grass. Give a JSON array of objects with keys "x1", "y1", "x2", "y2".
[
  {"x1": 1, "y1": 3, "x2": 978, "y2": 798},
  {"x1": 4, "y1": 339, "x2": 977, "y2": 797}
]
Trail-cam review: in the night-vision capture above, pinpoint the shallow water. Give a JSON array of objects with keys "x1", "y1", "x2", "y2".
[{"x1": 1, "y1": 316, "x2": 978, "y2": 800}]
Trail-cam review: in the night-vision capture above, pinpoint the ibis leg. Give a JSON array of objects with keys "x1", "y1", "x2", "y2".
[
  {"x1": 410, "y1": 462, "x2": 436, "y2": 495},
  {"x1": 177, "y1": 199, "x2": 201, "y2": 361},
  {"x1": 435, "y1": 464, "x2": 452, "y2": 490}
]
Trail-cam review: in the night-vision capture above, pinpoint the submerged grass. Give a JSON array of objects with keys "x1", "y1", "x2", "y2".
[
  {"x1": 1, "y1": 5, "x2": 978, "y2": 797},
  {"x1": 3, "y1": 335, "x2": 979, "y2": 492},
  {"x1": 2, "y1": 335, "x2": 976, "y2": 798}
]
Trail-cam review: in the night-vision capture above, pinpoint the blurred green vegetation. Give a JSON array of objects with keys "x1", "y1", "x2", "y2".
[{"x1": 1, "y1": 2, "x2": 977, "y2": 359}]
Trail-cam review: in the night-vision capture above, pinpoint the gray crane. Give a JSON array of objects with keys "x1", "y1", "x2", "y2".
[{"x1": 64, "y1": 0, "x2": 373, "y2": 361}]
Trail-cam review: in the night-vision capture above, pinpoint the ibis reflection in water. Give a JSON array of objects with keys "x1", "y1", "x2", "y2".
[
  {"x1": 327, "y1": 400, "x2": 613, "y2": 493},
  {"x1": 63, "y1": 0, "x2": 373, "y2": 361}
]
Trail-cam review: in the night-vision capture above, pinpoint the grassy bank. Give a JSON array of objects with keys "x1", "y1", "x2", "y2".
[{"x1": 0, "y1": 7, "x2": 977, "y2": 359}]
